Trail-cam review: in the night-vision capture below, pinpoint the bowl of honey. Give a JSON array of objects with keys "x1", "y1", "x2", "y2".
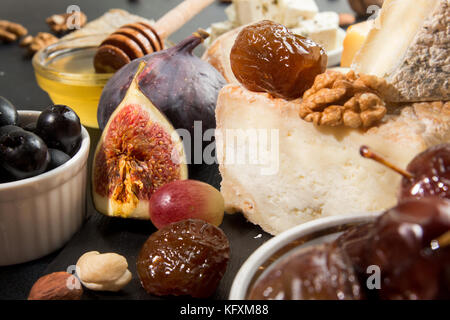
[{"x1": 32, "y1": 34, "x2": 113, "y2": 128}]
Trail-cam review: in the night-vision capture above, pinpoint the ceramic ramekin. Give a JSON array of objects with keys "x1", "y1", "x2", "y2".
[
  {"x1": 229, "y1": 212, "x2": 381, "y2": 300},
  {"x1": 0, "y1": 110, "x2": 90, "y2": 266}
]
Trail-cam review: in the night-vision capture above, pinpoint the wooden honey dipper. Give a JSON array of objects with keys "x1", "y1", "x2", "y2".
[{"x1": 94, "y1": 0, "x2": 214, "y2": 73}]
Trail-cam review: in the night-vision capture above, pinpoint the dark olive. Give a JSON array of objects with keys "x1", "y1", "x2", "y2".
[
  {"x1": 0, "y1": 164, "x2": 14, "y2": 183},
  {"x1": 22, "y1": 121, "x2": 37, "y2": 133},
  {"x1": 47, "y1": 148, "x2": 71, "y2": 171},
  {"x1": 35, "y1": 105, "x2": 81, "y2": 156},
  {"x1": 0, "y1": 126, "x2": 50, "y2": 180},
  {"x1": 0, "y1": 96, "x2": 19, "y2": 127}
]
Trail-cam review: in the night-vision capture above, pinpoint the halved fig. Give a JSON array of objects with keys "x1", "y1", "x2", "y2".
[{"x1": 92, "y1": 62, "x2": 188, "y2": 219}]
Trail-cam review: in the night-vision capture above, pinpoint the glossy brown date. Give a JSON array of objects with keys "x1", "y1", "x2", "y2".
[{"x1": 230, "y1": 20, "x2": 327, "y2": 100}]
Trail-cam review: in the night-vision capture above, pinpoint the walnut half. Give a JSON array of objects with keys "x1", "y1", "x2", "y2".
[
  {"x1": 299, "y1": 70, "x2": 388, "y2": 128},
  {"x1": 46, "y1": 12, "x2": 87, "y2": 34},
  {"x1": 0, "y1": 20, "x2": 27, "y2": 43}
]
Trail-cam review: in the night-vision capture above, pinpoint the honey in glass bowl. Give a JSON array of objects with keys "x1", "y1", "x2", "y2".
[{"x1": 32, "y1": 34, "x2": 113, "y2": 128}]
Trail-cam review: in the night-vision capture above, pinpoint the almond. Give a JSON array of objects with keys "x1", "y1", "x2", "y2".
[{"x1": 28, "y1": 271, "x2": 83, "y2": 300}]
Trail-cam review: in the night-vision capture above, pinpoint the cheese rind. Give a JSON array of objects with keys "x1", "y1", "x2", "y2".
[
  {"x1": 216, "y1": 85, "x2": 450, "y2": 235},
  {"x1": 352, "y1": 0, "x2": 450, "y2": 102}
]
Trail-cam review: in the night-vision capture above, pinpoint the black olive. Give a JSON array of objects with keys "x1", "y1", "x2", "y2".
[
  {"x1": 47, "y1": 148, "x2": 71, "y2": 171},
  {"x1": 35, "y1": 105, "x2": 81, "y2": 156},
  {"x1": 0, "y1": 96, "x2": 19, "y2": 127},
  {"x1": 0, "y1": 125, "x2": 50, "y2": 180}
]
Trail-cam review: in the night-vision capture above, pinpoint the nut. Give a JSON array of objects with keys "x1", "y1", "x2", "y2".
[
  {"x1": 46, "y1": 12, "x2": 87, "y2": 34},
  {"x1": 28, "y1": 272, "x2": 83, "y2": 300},
  {"x1": 0, "y1": 20, "x2": 27, "y2": 43},
  {"x1": 76, "y1": 251, "x2": 132, "y2": 292},
  {"x1": 299, "y1": 70, "x2": 388, "y2": 128},
  {"x1": 19, "y1": 35, "x2": 33, "y2": 47},
  {"x1": 22, "y1": 32, "x2": 58, "y2": 55}
]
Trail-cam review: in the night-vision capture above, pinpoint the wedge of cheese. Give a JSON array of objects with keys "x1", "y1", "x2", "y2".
[
  {"x1": 341, "y1": 20, "x2": 373, "y2": 67},
  {"x1": 292, "y1": 12, "x2": 339, "y2": 51},
  {"x1": 233, "y1": 0, "x2": 282, "y2": 25},
  {"x1": 352, "y1": 0, "x2": 449, "y2": 102},
  {"x1": 216, "y1": 85, "x2": 450, "y2": 235},
  {"x1": 281, "y1": 0, "x2": 318, "y2": 27}
]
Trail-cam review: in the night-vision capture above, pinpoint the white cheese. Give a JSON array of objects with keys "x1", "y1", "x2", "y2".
[
  {"x1": 210, "y1": 20, "x2": 235, "y2": 42},
  {"x1": 233, "y1": 0, "x2": 282, "y2": 25},
  {"x1": 292, "y1": 12, "x2": 339, "y2": 51},
  {"x1": 216, "y1": 85, "x2": 450, "y2": 235},
  {"x1": 225, "y1": 3, "x2": 237, "y2": 25},
  {"x1": 281, "y1": 0, "x2": 318, "y2": 27},
  {"x1": 352, "y1": 0, "x2": 450, "y2": 102}
]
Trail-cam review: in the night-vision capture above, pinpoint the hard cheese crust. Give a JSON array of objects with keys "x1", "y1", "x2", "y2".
[
  {"x1": 388, "y1": 0, "x2": 449, "y2": 101},
  {"x1": 352, "y1": 0, "x2": 449, "y2": 102},
  {"x1": 216, "y1": 85, "x2": 450, "y2": 235}
]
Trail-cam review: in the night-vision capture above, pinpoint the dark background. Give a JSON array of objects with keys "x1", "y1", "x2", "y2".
[{"x1": 0, "y1": 0, "x2": 351, "y2": 300}]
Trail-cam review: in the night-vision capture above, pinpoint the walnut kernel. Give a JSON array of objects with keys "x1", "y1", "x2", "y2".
[
  {"x1": 0, "y1": 20, "x2": 27, "y2": 43},
  {"x1": 24, "y1": 32, "x2": 58, "y2": 55},
  {"x1": 299, "y1": 71, "x2": 388, "y2": 128},
  {"x1": 46, "y1": 12, "x2": 87, "y2": 34}
]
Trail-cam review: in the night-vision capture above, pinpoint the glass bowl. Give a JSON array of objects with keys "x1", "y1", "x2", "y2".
[
  {"x1": 229, "y1": 212, "x2": 381, "y2": 300},
  {"x1": 32, "y1": 34, "x2": 113, "y2": 128}
]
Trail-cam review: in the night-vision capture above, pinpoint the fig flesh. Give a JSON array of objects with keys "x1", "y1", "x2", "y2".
[
  {"x1": 92, "y1": 62, "x2": 188, "y2": 219},
  {"x1": 97, "y1": 30, "x2": 226, "y2": 164}
]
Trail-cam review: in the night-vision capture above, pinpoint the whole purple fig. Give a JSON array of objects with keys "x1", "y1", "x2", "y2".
[{"x1": 97, "y1": 30, "x2": 226, "y2": 164}]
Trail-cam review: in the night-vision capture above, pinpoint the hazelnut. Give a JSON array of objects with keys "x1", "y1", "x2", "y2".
[
  {"x1": 28, "y1": 272, "x2": 83, "y2": 300},
  {"x1": 76, "y1": 251, "x2": 132, "y2": 292}
]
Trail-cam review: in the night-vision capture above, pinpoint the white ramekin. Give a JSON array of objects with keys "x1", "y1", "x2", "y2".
[
  {"x1": 229, "y1": 212, "x2": 381, "y2": 300},
  {"x1": 0, "y1": 110, "x2": 90, "y2": 266}
]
